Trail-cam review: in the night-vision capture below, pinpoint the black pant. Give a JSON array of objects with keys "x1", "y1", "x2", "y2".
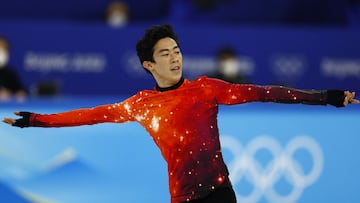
[{"x1": 185, "y1": 187, "x2": 237, "y2": 203}]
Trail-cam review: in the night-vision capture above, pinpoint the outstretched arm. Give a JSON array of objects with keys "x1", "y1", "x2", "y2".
[
  {"x1": 2, "y1": 100, "x2": 137, "y2": 128},
  {"x1": 208, "y1": 77, "x2": 358, "y2": 107}
]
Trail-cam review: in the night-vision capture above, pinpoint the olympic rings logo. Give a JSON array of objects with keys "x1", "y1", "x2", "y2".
[{"x1": 220, "y1": 135, "x2": 324, "y2": 203}]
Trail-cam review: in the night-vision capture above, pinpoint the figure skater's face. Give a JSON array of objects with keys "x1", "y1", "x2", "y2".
[{"x1": 143, "y1": 37, "x2": 182, "y2": 88}]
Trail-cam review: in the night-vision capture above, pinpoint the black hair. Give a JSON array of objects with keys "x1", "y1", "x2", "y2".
[{"x1": 136, "y1": 24, "x2": 180, "y2": 67}]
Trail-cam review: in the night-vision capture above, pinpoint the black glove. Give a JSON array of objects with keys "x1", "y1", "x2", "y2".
[
  {"x1": 13, "y1": 112, "x2": 32, "y2": 128},
  {"x1": 327, "y1": 90, "x2": 345, "y2": 107}
]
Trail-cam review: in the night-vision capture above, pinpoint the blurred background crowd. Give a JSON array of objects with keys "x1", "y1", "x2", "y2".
[
  {"x1": 0, "y1": 0, "x2": 359, "y2": 100},
  {"x1": 1, "y1": 0, "x2": 359, "y2": 26}
]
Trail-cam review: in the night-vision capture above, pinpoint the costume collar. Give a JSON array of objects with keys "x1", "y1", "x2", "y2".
[{"x1": 156, "y1": 77, "x2": 185, "y2": 92}]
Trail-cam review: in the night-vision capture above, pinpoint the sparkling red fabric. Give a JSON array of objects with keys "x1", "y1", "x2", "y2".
[{"x1": 29, "y1": 76, "x2": 328, "y2": 202}]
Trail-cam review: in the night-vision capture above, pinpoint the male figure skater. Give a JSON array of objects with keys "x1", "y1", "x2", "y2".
[{"x1": 3, "y1": 24, "x2": 359, "y2": 203}]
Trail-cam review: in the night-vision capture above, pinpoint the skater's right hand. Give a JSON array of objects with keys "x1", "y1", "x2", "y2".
[{"x1": 2, "y1": 112, "x2": 32, "y2": 128}]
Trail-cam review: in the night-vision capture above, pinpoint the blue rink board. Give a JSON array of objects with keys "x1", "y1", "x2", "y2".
[{"x1": 0, "y1": 97, "x2": 359, "y2": 203}]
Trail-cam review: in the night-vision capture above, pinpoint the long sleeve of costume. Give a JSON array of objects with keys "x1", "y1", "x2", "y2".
[
  {"x1": 207, "y1": 77, "x2": 332, "y2": 106},
  {"x1": 29, "y1": 97, "x2": 137, "y2": 127}
]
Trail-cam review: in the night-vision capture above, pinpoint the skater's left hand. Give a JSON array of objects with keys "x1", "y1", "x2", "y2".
[{"x1": 344, "y1": 91, "x2": 359, "y2": 106}]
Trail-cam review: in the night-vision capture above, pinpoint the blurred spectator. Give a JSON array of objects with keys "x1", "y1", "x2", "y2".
[
  {"x1": 0, "y1": 36, "x2": 26, "y2": 101},
  {"x1": 105, "y1": 1, "x2": 130, "y2": 28},
  {"x1": 208, "y1": 46, "x2": 248, "y2": 84}
]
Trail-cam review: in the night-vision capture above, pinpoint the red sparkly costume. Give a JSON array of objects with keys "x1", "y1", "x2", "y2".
[{"x1": 28, "y1": 76, "x2": 330, "y2": 202}]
